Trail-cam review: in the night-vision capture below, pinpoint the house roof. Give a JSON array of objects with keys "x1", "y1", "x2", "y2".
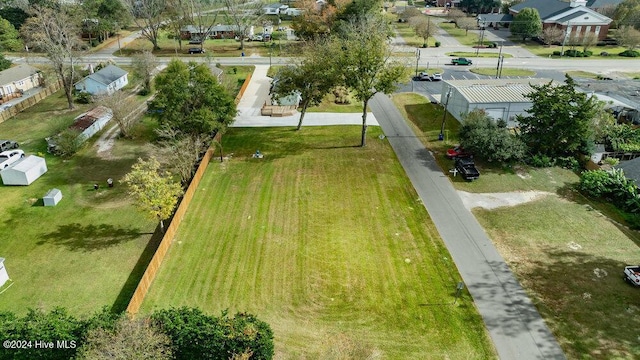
[
  {"x1": 444, "y1": 78, "x2": 554, "y2": 104},
  {"x1": 80, "y1": 65, "x2": 127, "y2": 86},
  {"x1": 0, "y1": 64, "x2": 40, "y2": 86},
  {"x1": 586, "y1": 0, "x2": 623, "y2": 8},
  {"x1": 511, "y1": 0, "x2": 570, "y2": 19},
  {"x1": 616, "y1": 158, "x2": 640, "y2": 184},
  {"x1": 555, "y1": 10, "x2": 589, "y2": 22}
]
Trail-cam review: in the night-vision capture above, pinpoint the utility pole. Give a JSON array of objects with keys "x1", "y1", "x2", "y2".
[
  {"x1": 412, "y1": 48, "x2": 420, "y2": 92},
  {"x1": 439, "y1": 87, "x2": 452, "y2": 141},
  {"x1": 495, "y1": 41, "x2": 503, "y2": 79},
  {"x1": 475, "y1": 16, "x2": 485, "y2": 57}
]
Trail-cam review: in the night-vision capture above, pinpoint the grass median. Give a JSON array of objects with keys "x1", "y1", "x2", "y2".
[{"x1": 140, "y1": 126, "x2": 496, "y2": 359}]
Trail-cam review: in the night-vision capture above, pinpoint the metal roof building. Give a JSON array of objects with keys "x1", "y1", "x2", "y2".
[{"x1": 440, "y1": 78, "x2": 554, "y2": 127}]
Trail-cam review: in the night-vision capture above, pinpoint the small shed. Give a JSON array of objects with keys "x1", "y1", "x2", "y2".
[
  {"x1": 0, "y1": 155, "x2": 47, "y2": 186},
  {"x1": 0, "y1": 258, "x2": 9, "y2": 288},
  {"x1": 43, "y1": 188, "x2": 62, "y2": 206}
]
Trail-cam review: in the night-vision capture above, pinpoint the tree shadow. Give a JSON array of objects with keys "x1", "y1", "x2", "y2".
[
  {"x1": 474, "y1": 249, "x2": 640, "y2": 359},
  {"x1": 38, "y1": 223, "x2": 149, "y2": 252},
  {"x1": 110, "y1": 223, "x2": 164, "y2": 313}
]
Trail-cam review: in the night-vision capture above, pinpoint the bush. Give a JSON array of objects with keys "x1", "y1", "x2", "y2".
[
  {"x1": 332, "y1": 86, "x2": 351, "y2": 104},
  {"x1": 528, "y1": 154, "x2": 555, "y2": 167},
  {"x1": 75, "y1": 91, "x2": 93, "y2": 104},
  {"x1": 584, "y1": 50, "x2": 593, "y2": 57},
  {"x1": 600, "y1": 51, "x2": 609, "y2": 56},
  {"x1": 435, "y1": 41, "x2": 441, "y2": 47},
  {"x1": 556, "y1": 156, "x2": 580, "y2": 171},
  {"x1": 619, "y1": 50, "x2": 640, "y2": 57},
  {"x1": 552, "y1": 50, "x2": 561, "y2": 56}
]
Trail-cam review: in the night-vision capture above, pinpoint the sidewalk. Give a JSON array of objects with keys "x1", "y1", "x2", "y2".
[{"x1": 233, "y1": 65, "x2": 378, "y2": 127}]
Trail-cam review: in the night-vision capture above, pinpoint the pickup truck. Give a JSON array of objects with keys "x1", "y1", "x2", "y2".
[
  {"x1": 451, "y1": 57, "x2": 473, "y2": 65},
  {"x1": 0, "y1": 149, "x2": 24, "y2": 170},
  {"x1": 624, "y1": 266, "x2": 640, "y2": 286},
  {"x1": 455, "y1": 157, "x2": 480, "y2": 181}
]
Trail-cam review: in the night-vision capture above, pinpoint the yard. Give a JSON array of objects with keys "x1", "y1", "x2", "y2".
[
  {"x1": 140, "y1": 126, "x2": 496, "y2": 359},
  {"x1": 392, "y1": 92, "x2": 640, "y2": 359},
  {"x1": 0, "y1": 89, "x2": 158, "y2": 316}
]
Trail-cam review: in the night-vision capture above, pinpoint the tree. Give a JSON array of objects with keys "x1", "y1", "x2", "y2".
[
  {"x1": 132, "y1": 50, "x2": 158, "y2": 94},
  {"x1": 151, "y1": 307, "x2": 274, "y2": 360},
  {"x1": 510, "y1": 8, "x2": 542, "y2": 41},
  {"x1": 155, "y1": 127, "x2": 207, "y2": 185},
  {"x1": 613, "y1": 0, "x2": 640, "y2": 29},
  {"x1": 95, "y1": 91, "x2": 140, "y2": 138},
  {"x1": 272, "y1": 41, "x2": 339, "y2": 130},
  {"x1": 21, "y1": 5, "x2": 83, "y2": 109},
  {"x1": 122, "y1": 157, "x2": 183, "y2": 231},
  {"x1": 221, "y1": 0, "x2": 264, "y2": 50},
  {"x1": 540, "y1": 26, "x2": 563, "y2": 46},
  {"x1": 501, "y1": 0, "x2": 523, "y2": 15},
  {"x1": 459, "y1": 109, "x2": 526, "y2": 163},
  {"x1": 446, "y1": 9, "x2": 465, "y2": 24},
  {"x1": 121, "y1": 0, "x2": 165, "y2": 50},
  {"x1": 164, "y1": 0, "x2": 192, "y2": 52},
  {"x1": 292, "y1": 0, "x2": 347, "y2": 40},
  {"x1": 410, "y1": 16, "x2": 437, "y2": 47},
  {"x1": 149, "y1": 59, "x2": 236, "y2": 138},
  {"x1": 617, "y1": 25, "x2": 640, "y2": 49},
  {"x1": 0, "y1": 17, "x2": 23, "y2": 51},
  {"x1": 459, "y1": 0, "x2": 499, "y2": 14},
  {"x1": 517, "y1": 75, "x2": 599, "y2": 158},
  {"x1": 0, "y1": 54, "x2": 11, "y2": 71},
  {"x1": 336, "y1": 16, "x2": 409, "y2": 147},
  {"x1": 77, "y1": 317, "x2": 173, "y2": 360},
  {"x1": 581, "y1": 32, "x2": 598, "y2": 53},
  {"x1": 456, "y1": 17, "x2": 477, "y2": 35},
  {"x1": 337, "y1": 16, "x2": 409, "y2": 146},
  {"x1": 399, "y1": 7, "x2": 422, "y2": 22}
]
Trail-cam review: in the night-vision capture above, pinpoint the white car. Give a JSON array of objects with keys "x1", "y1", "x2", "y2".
[
  {"x1": 0, "y1": 149, "x2": 25, "y2": 170},
  {"x1": 430, "y1": 73, "x2": 443, "y2": 81}
]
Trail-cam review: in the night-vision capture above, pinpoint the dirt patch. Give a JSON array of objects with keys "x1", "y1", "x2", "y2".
[
  {"x1": 95, "y1": 124, "x2": 120, "y2": 159},
  {"x1": 457, "y1": 190, "x2": 554, "y2": 210}
]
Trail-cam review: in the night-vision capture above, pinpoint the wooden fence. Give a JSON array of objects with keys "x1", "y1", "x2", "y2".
[
  {"x1": 126, "y1": 147, "x2": 215, "y2": 315},
  {"x1": 126, "y1": 71, "x2": 253, "y2": 315},
  {"x1": 0, "y1": 80, "x2": 62, "y2": 125}
]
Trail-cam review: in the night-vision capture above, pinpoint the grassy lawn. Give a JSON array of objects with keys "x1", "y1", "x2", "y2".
[
  {"x1": 438, "y1": 22, "x2": 480, "y2": 46},
  {"x1": 520, "y1": 42, "x2": 634, "y2": 59},
  {"x1": 470, "y1": 68, "x2": 536, "y2": 77},
  {"x1": 391, "y1": 92, "x2": 640, "y2": 358},
  {"x1": 0, "y1": 90, "x2": 158, "y2": 316},
  {"x1": 140, "y1": 126, "x2": 496, "y2": 359},
  {"x1": 446, "y1": 52, "x2": 513, "y2": 58},
  {"x1": 395, "y1": 22, "x2": 438, "y2": 48},
  {"x1": 565, "y1": 70, "x2": 601, "y2": 79}
]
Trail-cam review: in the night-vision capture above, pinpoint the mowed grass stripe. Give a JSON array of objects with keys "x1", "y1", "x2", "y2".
[{"x1": 141, "y1": 127, "x2": 495, "y2": 359}]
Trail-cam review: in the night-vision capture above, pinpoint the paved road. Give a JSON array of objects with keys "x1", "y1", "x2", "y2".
[{"x1": 369, "y1": 92, "x2": 566, "y2": 360}]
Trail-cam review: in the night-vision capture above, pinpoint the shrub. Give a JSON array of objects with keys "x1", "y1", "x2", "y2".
[
  {"x1": 556, "y1": 156, "x2": 580, "y2": 171},
  {"x1": 332, "y1": 86, "x2": 351, "y2": 104},
  {"x1": 600, "y1": 51, "x2": 609, "y2": 56},
  {"x1": 435, "y1": 41, "x2": 441, "y2": 47},
  {"x1": 603, "y1": 157, "x2": 619, "y2": 166},
  {"x1": 584, "y1": 50, "x2": 593, "y2": 57},
  {"x1": 619, "y1": 50, "x2": 640, "y2": 57},
  {"x1": 552, "y1": 50, "x2": 561, "y2": 56},
  {"x1": 75, "y1": 91, "x2": 93, "y2": 104},
  {"x1": 528, "y1": 154, "x2": 554, "y2": 167}
]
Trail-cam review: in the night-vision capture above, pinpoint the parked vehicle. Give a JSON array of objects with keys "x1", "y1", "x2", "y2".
[
  {"x1": 188, "y1": 48, "x2": 205, "y2": 54},
  {"x1": 624, "y1": 266, "x2": 640, "y2": 285},
  {"x1": 430, "y1": 73, "x2": 443, "y2": 81},
  {"x1": 250, "y1": 34, "x2": 263, "y2": 41},
  {"x1": 446, "y1": 146, "x2": 472, "y2": 159},
  {"x1": 0, "y1": 149, "x2": 25, "y2": 170},
  {"x1": 414, "y1": 72, "x2": 431, "y2": 81},
  {"x1": 455, "y1": 157, "x2": 480, "y2": 181},
  {"x1": 0, "y1": 140, "x2": 19, "y2": 152},
  {"x1": 451, "y1": 57, "x2": 473, "y2": 65}
]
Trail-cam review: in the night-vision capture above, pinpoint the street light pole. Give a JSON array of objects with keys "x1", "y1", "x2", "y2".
[
  {"x1": 496, "y1": 41, "x2": 503, "y2": 79},
  {"x1": 439, "y1": 87, "x2": 452, "y2": 141},
  {"x1": 415, "y1": 48, "x2": 421, "y2": 77}
]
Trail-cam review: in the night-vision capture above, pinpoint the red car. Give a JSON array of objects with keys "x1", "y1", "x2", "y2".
[{"x1": 446, "y1": 146, "x2": 472, "y2": 159}]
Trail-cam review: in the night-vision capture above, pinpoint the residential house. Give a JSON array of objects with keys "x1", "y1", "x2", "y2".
[
  {"x1": 74, "y1": 64, "x2": 128, "y2": 96},
  {"x1": 509, "y1": 0, "x2": 613, "y2": 40},
  {"x1": 440, "y1": 78, "x2": 555, "y2": 128},
  {"x1": 0, "y1": 64, "x2": 42, "y2": 104},
  {"x1": 181, "y1": 24, "x2": 254, "y2": 40},
  {"x1": 263, "y1": 3, "x2": 288, "y2": 14}
]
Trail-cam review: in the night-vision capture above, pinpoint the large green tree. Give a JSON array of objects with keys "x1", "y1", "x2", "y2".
[
  {"x1": 459, "y1": 109, "x2": 526, "y2": 163},
  {"x1": 272, "y1": 40, "x2": 339, "y2": 130},
  {"x1": 517, "y1": 75, "x2": 599, "y2": 158},
  {"x1": 410, "y1": 16, "x2": 437, "y2": 47},
  {"x1": 510, "y1": 8, "x2": 542, "y2": 41},
  {"x1": 121, "y1": 0, "x2": 166, "y2": 50},
  {"x1": 122, "y1": 157, "x2": 183, "y2": 232},
  {"x1": 0, "y1": 17, "x2": 23, "y2": 51},
  {"x1": 0, "y1": 54, "x2": 11, "y2": 71},
  {"x1": 149, "y1": 59, "x2": 237, "y2": 137},
  {"x1": 336, "y1": 16, "x2": 409, "y2": 146}
]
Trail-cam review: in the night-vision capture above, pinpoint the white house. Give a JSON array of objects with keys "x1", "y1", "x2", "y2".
[
  {"x1": 0, "y1": 155, "x2": 47, "y2": 186},
  {"x1": 74, "y1": 65, "x2": 128, "y2": 96},
  {"x1": 263, "y1": 3, "x2": 288, "y2": 14},
  {"x1": 440, "y1": 78, "x2": 554, "y2": 127},
  {"x1": 0, "y1": 64, "x2": 42, "y2": 103}
]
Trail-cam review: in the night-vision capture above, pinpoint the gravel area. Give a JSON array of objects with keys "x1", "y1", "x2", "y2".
[{"x1": 457, "y1": 190, "x2": 554, "y2": 210}]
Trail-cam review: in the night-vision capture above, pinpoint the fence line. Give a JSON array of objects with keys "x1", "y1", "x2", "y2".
[
  {"x1": 126, "y1": 147, "x2": 215, "y2": 315},
  {"x1": 0, "y1": 80, "x2": 62, "y2": 125},
  {"x1": 126, "y1": 70, "x2": 252, "y2": 315}
]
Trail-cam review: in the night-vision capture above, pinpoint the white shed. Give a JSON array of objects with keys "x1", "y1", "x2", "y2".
[
  {"x1": 440, "y1": 78, "x2": 555, "y2": 127},
  {"x1": 0, "y1": 155, "x2": 47, "y2": 185},
  {"x1": 0, "y1": 258, "x2": 9, "y2": 287}
]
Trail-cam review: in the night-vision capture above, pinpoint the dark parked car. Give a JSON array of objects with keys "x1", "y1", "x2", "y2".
[
  {"x1": 0, "y1": 139, "x2": 19, "y2": 152},
  {"x1": 455, "y1": 157, "x2": 480, "y2": 181},
  {"x1": 446, "y1": 146, "x2": 472, "y2": 159},
  {"x1": 188, "y1": 48, "x2": 205, "y2": 54}
]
